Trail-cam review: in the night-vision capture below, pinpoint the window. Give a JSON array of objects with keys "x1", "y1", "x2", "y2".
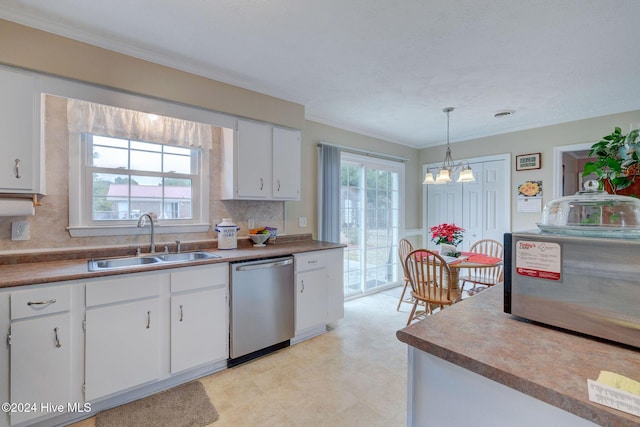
[
  {"x1": 63, "y1": 96, "x2": 213, "y2": 237},
  {"x1": 87, "y1": 135, "x2": 199, "y2": 222}
]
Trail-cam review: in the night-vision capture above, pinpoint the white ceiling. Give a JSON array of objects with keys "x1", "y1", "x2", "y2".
[{"x1": 2, "y1": 0, "x2": 640, "y2": 148}]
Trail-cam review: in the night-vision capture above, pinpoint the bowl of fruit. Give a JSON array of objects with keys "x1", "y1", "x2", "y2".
[{"x1": 249, "y1": 229, "x2": 271, "y2": 247}]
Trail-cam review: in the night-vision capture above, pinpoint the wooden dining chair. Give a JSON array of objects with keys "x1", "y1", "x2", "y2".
[
  {"x1": 396, "y1": 238, "x2": 415, "y2": 311},
  {"x1": 459, "y1": 239, "x2": 504, "y2": 292},
  {"x1": 404, "y1": 249, "x2": 462, "y2": 325}
]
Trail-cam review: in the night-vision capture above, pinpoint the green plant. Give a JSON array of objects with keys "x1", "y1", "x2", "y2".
[{"x1": 583, "y1": 127, "x2": 640, "y2": 192}]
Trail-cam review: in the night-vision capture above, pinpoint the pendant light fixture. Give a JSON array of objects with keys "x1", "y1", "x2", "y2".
[{"x1": 423, "y1": 107, "x2": 475, "y2": 185}]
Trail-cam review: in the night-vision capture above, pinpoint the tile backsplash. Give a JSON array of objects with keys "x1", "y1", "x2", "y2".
[{"x1": 0, "y1": 95, "x2": 284, "y2": 252}]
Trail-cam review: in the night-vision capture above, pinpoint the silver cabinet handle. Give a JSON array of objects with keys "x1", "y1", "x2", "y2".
[
  {"x1": 277, "y1": 179, "x2": 281, "y2": 191},
  {"x1": 301, "y1": 279, "x2": 305, "y2": 293},
  {"x1": 14, "y1": 159, "x2": 21, "y2": 179},
  {"x1": 28, "y1": 299, "x2": 56, "y2": 306},
  {"x1": 260, "y1": 177, "x2": 264, "y2": 190},
  {"x1": 146, "y1": 310, "x2": 151, "y2": 329},
  {"x1": 235, "y1": 258, "x2": 293, "y2": 271},
  {"x1": 307, "y1": 260, "x2": 318, "y2": 265},
  {"x1": 54, "y1": 327, "x2": 61, "y2": 348},
  {"x1": 179, "y1": 305, "x2": 183, "y2": 322}
]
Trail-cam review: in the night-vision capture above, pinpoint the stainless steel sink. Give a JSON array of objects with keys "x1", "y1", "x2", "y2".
[
  {"x1": 88, "y1": 255, "x2": 160, "y2": 271},
  {"x1": 88, "y1": 251, "x2": 221, "y2": 271},
  {"x1": 157, "y1": 251, "x2": 221, "y2": 262}
]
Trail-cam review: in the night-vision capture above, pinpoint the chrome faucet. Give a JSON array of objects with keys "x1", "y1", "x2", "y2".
[{"x1": 137, "y1": 213, "x2": 156, "y2": 253}]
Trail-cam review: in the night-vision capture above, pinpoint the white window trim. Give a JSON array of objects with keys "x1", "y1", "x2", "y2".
[
  {"x1": 67, "y1": 130, "x2": 211, "y2": 237},
  {"x1": 36, "y1": 76, "x2": 236, "y2": 238}
]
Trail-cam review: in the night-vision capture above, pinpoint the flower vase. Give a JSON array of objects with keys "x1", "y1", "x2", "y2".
[{"x1": 439, "y1": 244, "x2": 460, "y2": 258}]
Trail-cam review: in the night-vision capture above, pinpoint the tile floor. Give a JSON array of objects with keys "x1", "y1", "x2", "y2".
[{"x1": 70, "y1": 286, "x2": 412, "y2": 427}]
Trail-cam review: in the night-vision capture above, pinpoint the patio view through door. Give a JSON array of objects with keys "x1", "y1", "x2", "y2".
[{"x1": 340, "y1": 152, "x2": 404, "y2": 298}]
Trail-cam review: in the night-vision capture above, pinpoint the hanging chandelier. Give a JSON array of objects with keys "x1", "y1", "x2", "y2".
[{"x1": 423, "y1": 107, "x2": 475, "y2": 185}]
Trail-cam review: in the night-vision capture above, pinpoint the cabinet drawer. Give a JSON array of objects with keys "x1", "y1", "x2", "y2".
[
  {"x1": 295, "y1": 251, "x2": 328, "y2": 273},
  {"x1": 170, "y1": 263, "x2": 228, "y2": 293},
  {"x1": 86, "y1": 273, "x2": 164, "y2": 307},
  {"x1": 11, "y1": 285, "x2": 71, "y2": 320}
]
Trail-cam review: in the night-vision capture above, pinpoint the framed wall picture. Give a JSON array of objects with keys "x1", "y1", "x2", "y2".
[{"x1": 516, "y1": 153, "x2": 541, "y2": 171}]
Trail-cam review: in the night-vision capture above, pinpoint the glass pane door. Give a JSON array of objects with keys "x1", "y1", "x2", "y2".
[{"x1": 340, "y1": 154, "x2": 403, "y2": 298}]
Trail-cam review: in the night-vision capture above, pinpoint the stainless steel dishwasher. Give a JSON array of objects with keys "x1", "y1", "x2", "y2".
[{"x1": 229, "y1": 256, "x2": 294, "y2": 365}]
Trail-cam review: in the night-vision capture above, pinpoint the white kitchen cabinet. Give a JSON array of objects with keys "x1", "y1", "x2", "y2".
[
  {"x1": 84, "y1": 274, "x2": 164, "y2": 401},
  {"x1": 295, "y1": 262, "x2": 328, "y2": 334},
  {"x1": 0, "y1": 66, "x2": 43, "y2": 194},
  {"x1": 294, "y1": 248, "x2": 344, "y2": 336},
  {"x1": 221, "y1": 119, "x2": 301, "y2": 200},
  {"x1": 8, "y1": 286, "x2": 73, "y2": 425},
  {"x1": 170, "y1": 264, "x2": 228, "y2": 373},
  {"x1": 272, "y1": 127, "x2": 301, "y2": 200},
  {"x1": 234, "y1": 119, "x2": 272, "y2": 198}
]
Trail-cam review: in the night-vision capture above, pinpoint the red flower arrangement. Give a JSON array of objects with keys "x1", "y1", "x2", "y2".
[{"x1": 430, "y1": 223, "x2": 465, "y2": 247}]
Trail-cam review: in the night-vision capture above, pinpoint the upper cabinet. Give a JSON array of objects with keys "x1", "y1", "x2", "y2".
[
  {"x1": 272, "y1": 127, "x2": 301, "y2": 200},
  {"x1": 221, "y1": 119, "x2": 301, "y2": 200},
  {"x1": 0, "y1": 66, "x2": 44, "y2": 195}
]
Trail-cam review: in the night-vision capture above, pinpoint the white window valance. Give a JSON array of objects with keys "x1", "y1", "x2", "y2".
[{"x1": 66, "y1": 98, "x2": 213, "y2": 150}]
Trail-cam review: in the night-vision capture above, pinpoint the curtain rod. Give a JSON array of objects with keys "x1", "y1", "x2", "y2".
[{"x1": 317, "y1": 142, "x2": 408, "y2": 163}]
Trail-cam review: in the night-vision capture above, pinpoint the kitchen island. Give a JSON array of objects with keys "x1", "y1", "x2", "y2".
[{"x1": 396, "y1": 284, "x2": 640, "y2": 427}]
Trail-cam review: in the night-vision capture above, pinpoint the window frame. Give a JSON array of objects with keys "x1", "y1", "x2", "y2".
[
  {"x1": 81, "y1": 133, "x2": 202, "y2": 226},
  {"x1": 68, "y1": 129, "x2": 210, "y2": 237},
  {"x1": 37, "y1": 76, "x2": 238, "y2": 238}
]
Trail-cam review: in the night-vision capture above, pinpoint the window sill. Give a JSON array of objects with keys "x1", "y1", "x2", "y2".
[{"x1": 67, "y1": 223, "x2": 211, "y2": 238}]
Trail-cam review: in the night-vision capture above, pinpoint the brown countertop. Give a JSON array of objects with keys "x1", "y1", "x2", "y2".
[
  {"x1": 0, "y1": 238, "x2": 344, "y2": 289},
  {"x1": 396, "y1": 285, "x2": 640, "y2": 427}
]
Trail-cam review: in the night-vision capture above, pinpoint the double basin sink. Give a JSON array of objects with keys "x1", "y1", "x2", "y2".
[{"x1": 88, "y1": 251, "x2": 221, "y2": 271}]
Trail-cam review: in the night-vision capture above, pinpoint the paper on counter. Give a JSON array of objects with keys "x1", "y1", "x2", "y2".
[{"x1": 587, "y1": 371, "x2": 640, "y2": 417}]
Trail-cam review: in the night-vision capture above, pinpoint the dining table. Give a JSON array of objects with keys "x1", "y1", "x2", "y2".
[
  {"x1": 445, "y1": 252, "x2": 504, "y2": 293},
  {"x1": 413, "y1": 250, "x2": 503, "y2": 294}
]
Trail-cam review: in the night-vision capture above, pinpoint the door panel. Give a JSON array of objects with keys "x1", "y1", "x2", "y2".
[
  {"x1": 427, "y1": 182, "x2": 463, "y2": 250},
  {"x1": 482, "y1": 160, "x2": 506, "y2": 242},
  {"x1": 426, "y1": 159, "x2": 508, "y2": 250}
]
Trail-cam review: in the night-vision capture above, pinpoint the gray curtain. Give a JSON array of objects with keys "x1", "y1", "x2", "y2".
[{"x1": 317, "y1": 144, "x2": 341, "y2": 243}]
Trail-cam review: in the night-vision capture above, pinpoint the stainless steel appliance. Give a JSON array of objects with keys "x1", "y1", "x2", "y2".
[
  {"x1": 505, "y1": 185, "x2": 640, "y2": 348},
  {"x1": 505, "y1": 230, "x2": 640, "y2": 348},
  {"x1": 229, "y1": 256, "x2": 294, "y2": 365}
]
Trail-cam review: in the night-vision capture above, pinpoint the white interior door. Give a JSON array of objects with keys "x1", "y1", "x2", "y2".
[
  {"x1": 462, "y1": 163, "x2": 484, "y2": 250},
  {"x1": 424, "y1": 156, "x2": 509, "y2": 250},
  {"x1": 481, "y1": 160, "x2": 507, "y2": 243},
  {"x1": 426, "y1": 181, "x2": 463, "y2": 250}
]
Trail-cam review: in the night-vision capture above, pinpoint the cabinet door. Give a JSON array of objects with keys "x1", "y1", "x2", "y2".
[
  {"x1": 236, "y1": 119, "x2": 272, "y2": 198},
  {"x1": 295, "y1": 269, "x2": 327, "y2": 333},
  {"x1": 0, "y1": 67, "x2": 35, "y2": 192},
  {"x1": 171, "y1": 287, "x2": 227, "y2": 373},
  {"x1": 10, "y1": 313, "x2": 71, "y2": 425},
  {"x1": 272, "y1": 127, "x2": 301, "y2": 200},
  {"x1": 85, "y1": 298, "x2": 160, "y2": 401}
]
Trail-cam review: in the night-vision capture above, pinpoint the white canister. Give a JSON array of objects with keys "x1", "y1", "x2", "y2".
[{"x1": 214, "y1": 218, "x2": 240, "y2": 249}]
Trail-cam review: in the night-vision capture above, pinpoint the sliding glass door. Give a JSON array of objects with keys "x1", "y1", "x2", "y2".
[{"x1": 340, "y1": 153, "x2": 404, "y2": 298}]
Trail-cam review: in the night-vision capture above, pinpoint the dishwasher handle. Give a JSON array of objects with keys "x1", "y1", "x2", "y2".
[{"x1": 234, "y1": 258, "x2": 293, "y2": 272}]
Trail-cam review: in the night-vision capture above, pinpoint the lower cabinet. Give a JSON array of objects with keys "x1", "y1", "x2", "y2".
[
  {"x1": 8, "y1": 284, "x2": 74, "y2": 425},
  {"x1": 295, "y1": 265, "x2": 328, "y2": 333},
  {"x1": 84, "y1": 274, "x2": 164, "y2": 401},
  {"x1": 170, "y1": 264, "x2": 228, "y2": 373},
  {"x1": 0, "y1": 249, "x2": 341, "y2": 426},
  {"x1": 294, "y1": 248, "x2": 344, "y2": 336}
]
